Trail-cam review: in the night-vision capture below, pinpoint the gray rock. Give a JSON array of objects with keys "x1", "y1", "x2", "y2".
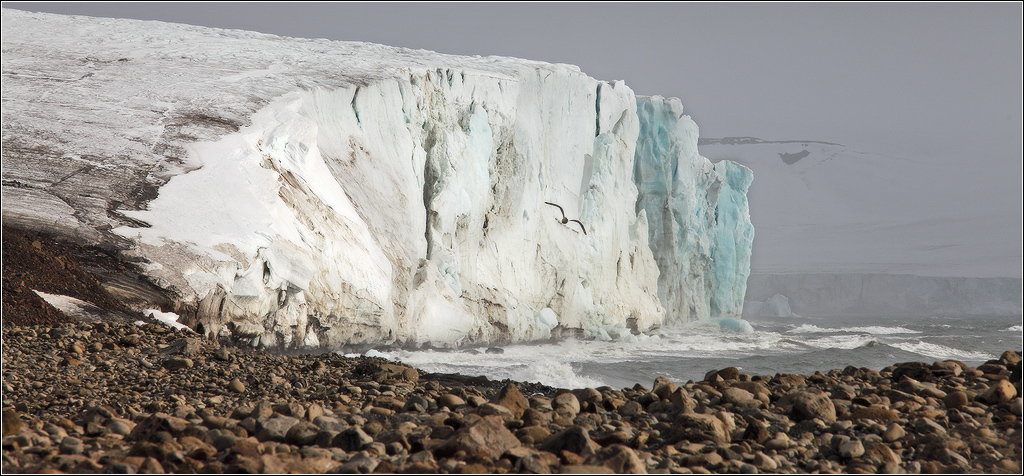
[
  {"x1": 539, "y1": 426, "x2": 599, "y2": 457},
  {"x1": 257, "y1": 416, "x2": 300, "y2": 442},
  {"x1": 753, "y1": 452, "x2": 777, "y2": 470},
  {"x1": 59, "y1": 436, "x2": 84, "y2": 455},
  {"x1": 107, "y1": 420, "x2": 133, "y2": 436},
  {"x1": 163, "y1": 357, "x2": 193, "y2": 370},
  {"x1": 882, "y1": 422, "x2": 906, "y2": 442},
  {"x1": 914, "y1": 417, "x2": 947, "y2": 436},
  {"x1": 335, "y1": 451, "x2": 379, "y2": 473},
  {"x1": 333, "y1": 426, "x2": 373, "y2": 452},
  {"x1": 839, "y1": 439, "x2": 865, "y2": 459}
]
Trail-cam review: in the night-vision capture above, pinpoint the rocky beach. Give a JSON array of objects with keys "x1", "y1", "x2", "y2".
[{"x1": 2, "y1": 228, "x2": 1022, "y2": 474}]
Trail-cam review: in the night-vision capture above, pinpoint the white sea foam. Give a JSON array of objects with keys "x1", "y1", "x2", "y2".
[
  {"x1": 510, "y1": 361, "x2": 605, "y2": 390},
  {"x1": 787, "y1": 324, "x2": 919, "y2": 335},
  {"x1": 890, "y1": 341, "x2": 994, "y2": 362},
  {"x1": 800, "y1": 334, "x2": 878, "y2": 350},
  {"x1": 1007, "y1": 325, "x2": 1023, "y2": 332}
]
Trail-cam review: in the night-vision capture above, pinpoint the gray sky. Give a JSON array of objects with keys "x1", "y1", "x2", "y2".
[
  {"x1": 5, "y1": 1, "x2": 1023, "y2": 275},
  {"x1": 6, "y1": 3, "x2": 1020, "y2": 153}
]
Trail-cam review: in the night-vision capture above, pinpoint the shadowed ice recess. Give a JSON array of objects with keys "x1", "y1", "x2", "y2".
[{"x1": 357, "y1": 314, "x2": 1022, "y2": 390}]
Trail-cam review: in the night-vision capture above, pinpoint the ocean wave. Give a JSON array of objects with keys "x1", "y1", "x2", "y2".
[
  {"x1": 890, "y1": 341, "x2": 994, "y2": 362},
  {"x1": 786, "y1": 324, "x2": 920, "y2": 335},
  {"x1": 1007, "y1": 325, "x2": 1023, "y2": 332},
  {"x1": 800, "y1": 334, "x2": 878, "y2": 350},
  {"x1": 510, "y1": 360, "x2": 605, "y2": 389}
]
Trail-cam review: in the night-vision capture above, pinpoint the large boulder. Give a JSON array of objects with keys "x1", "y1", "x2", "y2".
[
  {"x1": 434, "y1": 415, "x2": 521, "y2": 460},
  {"x1": 669, "y1": 413, "x2": 729, "y2": 445},
  {"x1": 790, "y1": 388, "x2": 836, "y2": 423}
]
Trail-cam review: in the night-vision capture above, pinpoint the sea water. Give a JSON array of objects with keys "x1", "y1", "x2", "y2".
[{"x1": 362, "y1": 314, "x2": 1023, "y2": 391}]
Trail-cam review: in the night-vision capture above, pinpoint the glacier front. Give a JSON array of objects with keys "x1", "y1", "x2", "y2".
[{"x1": 1, "y1": 9, "x2": 753, "y2": 349}]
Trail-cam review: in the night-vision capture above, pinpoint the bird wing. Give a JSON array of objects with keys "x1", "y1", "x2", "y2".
[
  {"x1": 569, "y1": 219, "x2": 587, "y2": 235},
  {"x1": 544, "y1": 201, "x2": 566, "y2": 219}
]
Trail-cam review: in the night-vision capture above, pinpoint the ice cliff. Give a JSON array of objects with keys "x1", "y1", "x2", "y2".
[
  {"x1": 1, "y1": 9, "x2": 752, "y2": 348},
  {"x1": 633, "y1": 98, "x2": 754, "y2": 323}
]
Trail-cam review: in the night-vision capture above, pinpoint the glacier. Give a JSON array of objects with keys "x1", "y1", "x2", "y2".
[
  {"x1": 1, "y1": 9, "x2": 753, "y2": 349},
  {"x1": 633, "y1": 97, "x2": 754, "y2": 323}
]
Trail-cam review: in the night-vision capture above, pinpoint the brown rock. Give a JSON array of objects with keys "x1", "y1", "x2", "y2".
[
  {"x1": 1000, "y1": 351, "x2": 1022, "y2": 366},
  {"x1": 670, "y1": 388, "x2": 696, "y2": 413},
  {"x1": 618, "y1": 400, "x2": 643, "y2": 416},
  {"x1": 705, "y1": 367, "x2": 740, "y2": 382},
  {"x1": 178, "y1": 435, "x2": 217, "y2": 460},
  {"x1": 476, "y1": 402, "x2": 515, "y2": 420},
  {"x1": 838, "y1": 439, "x2": 865, "y2": 459},
  {"x1": 753, "y1": 452, "x2": 777, "y2": 471},
  {"x1": 228, "y1": 378, "x2": 246, "y2": 393},
  {"x1": 730, "y1": 381, "x2": 771, "y2": 403},
  {"x1": 892, "y1": 362, "x2": 932, "y2": 382},
  {"x1": 741, "y1": 416, "x2": 770, "y2": 444},
  {"x1": 791, "y1": 388, "x2": 836, "y2": 423},
  {"x1": 863, "y1": 442, "x2": 901, "y2": 464},
  {"x1": 540, "y1": 426, "x2": 600, "y2": 458},
  {"x1": 285, "y1": 421, "x2": 319, "y2": 446},
  {"x1": 983, "y1": 379, "x2": 1017, "y2": 404},
  {"x1": 493, "y1": 382, "x2": 529, "y2": 419},
  {"x1": 720, "y1": 387, "x2": 758, "y2": 408},
  {"x1": 847, "y1": 406, "x2": 899, "y2": 422},
  {"x1": 670, "y1": 413, "x2": 729, "y2": 445},
  {"x1": 882, "y1": 422, "x2": 906, "y2": 442},
  {"x1": 435, "y1": 415, "x2": 521, "y2": 460},
  {"x1": 333, "y1": 426, "x2": 373, "y2": 452},
  {"x1": 560, "y1": 465, "x2": 615, "y2": 474},
  {"x1": 587, "y1": 444, "x2": 646, "y2": 473},
  {"x1": 553, "y1": 392, "x2": 581, "y2": 419},
  {"x1": 653, "y1": 376, "x2": 679, "y2": 399},
  {"x1": 943, "y1": 390, "x2": 969, "y2": 409},
  {"x1": 139, "y1": 456, "x2": 166, "y2": 474},
  {"x1": 516, "y1": 425, "x2": 552, "y2": 444},
  {"x1": 128, "y1": 413, "x2": 191, "y2": 440},
  {"x1": 163, "y1": 357, "x2": 193, "y2": 370},
  {"x1": 2, "y1": 409, "x2": 22, "y2": 436},
  {"x1": 438, "y1": 394, "x2": 467, "y2": 409}
]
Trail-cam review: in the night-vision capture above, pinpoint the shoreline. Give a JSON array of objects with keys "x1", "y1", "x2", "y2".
[{"x1": 3, "y1": 319, "x2": 1021, "y2": 474}]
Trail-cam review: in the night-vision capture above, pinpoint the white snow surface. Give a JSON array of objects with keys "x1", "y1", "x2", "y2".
[
  {"x1": 144, "y1": 309, "x2": 193, "y2": 332},
  {"x1": 2, "y1": 10, "x2": 753, "y2": 348},
  {"x1": 32, "y1": 291, "x2": 102, "y2": 320}
]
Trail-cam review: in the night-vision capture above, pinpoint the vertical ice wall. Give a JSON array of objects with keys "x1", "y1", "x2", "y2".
[
  {"x1": 633, "y1": 96, "x2": 754, "y2": 322},
  {"x1": 127, "y1": 68, "x2": 665, "y2": 348}
]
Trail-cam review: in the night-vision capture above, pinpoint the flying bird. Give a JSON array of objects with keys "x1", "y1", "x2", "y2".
[{"x1": 544, "y1": 201, "x2": 587, "y2": 235}]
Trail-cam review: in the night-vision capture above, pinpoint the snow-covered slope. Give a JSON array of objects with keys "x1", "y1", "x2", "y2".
[{"x1": 2, "y1": 9, "x2": 752, "y2": 348}]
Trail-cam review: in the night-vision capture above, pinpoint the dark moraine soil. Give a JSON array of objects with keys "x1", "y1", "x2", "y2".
[{"x1": 2, "y1": 225, "x2": 1022, "y2": 473}]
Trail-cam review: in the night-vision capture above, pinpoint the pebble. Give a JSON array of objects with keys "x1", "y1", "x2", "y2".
[
  {"x1": 1, "y1": 322, "x2": 1019, "y2": 474},
  {"x1": 226, "y1": 378, "x2": 245, "y2": 393}
]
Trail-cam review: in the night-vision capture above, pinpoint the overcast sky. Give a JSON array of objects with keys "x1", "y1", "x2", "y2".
[
  {"x1": 6, "y1": 2, "x2": 1023, "y2": 275},
  {"x1": 6, "y1": 3, "x2": 1020, "y2": 156}
]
